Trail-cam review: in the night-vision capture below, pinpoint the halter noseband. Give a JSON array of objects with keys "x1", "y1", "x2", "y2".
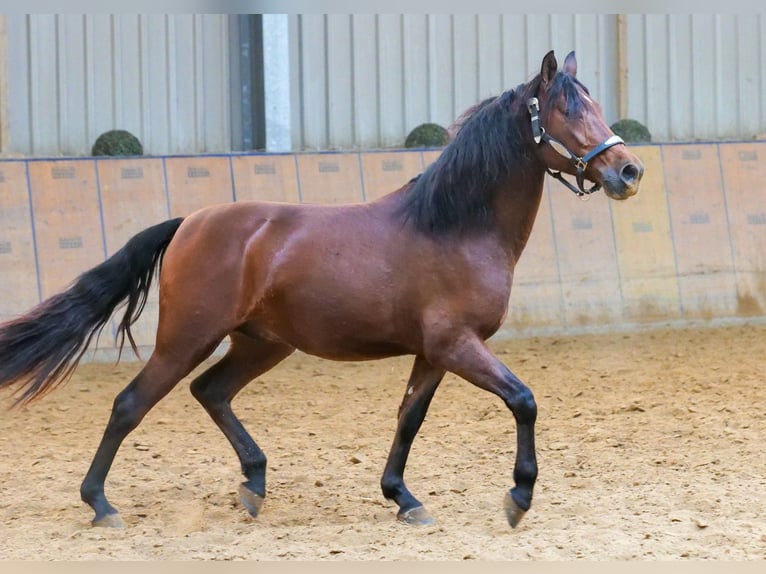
[{"x1": 527, "y1": 97, "x2": 625, "y2": 198}]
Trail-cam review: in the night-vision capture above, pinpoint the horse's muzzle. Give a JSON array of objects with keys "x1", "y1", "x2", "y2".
[{"x1": 601, "y1": 159, "x2": 644, "y2": 200}]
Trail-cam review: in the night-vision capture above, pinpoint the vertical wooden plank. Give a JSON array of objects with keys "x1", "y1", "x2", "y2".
[
  {"x1": 296, "y1": 153, "x2": 363, "y2": 204},
  {"x1": 718, "y1": 142, "x2": 766, "y2": 315},
  {"x1": 360, "y1": 151, "x2": 423, "y2": 201},
  {"x1": 663, "y1": 144, "x2": 738, "y2": 318},
  {"x1": 231, "y1": 154, "x2": 300, "y2": 203},
  {"x1": 98, "y1": 158, "x2": 168, "y2": 254},
  {"x1": 164, "y1": 156, "x2": 234, "y2": 217},
  {"x1": 549, "y1": 182, "x2": 623, "y2": 328},
  {"x1": 28, "y1": 160, "x2": 104, "y2": 299},
  {"x1": 505, "y1": 177, "x2": 565, "y2": 332},
  {"x1": 0, "y1": 162, "x2": 39, "y2": 320},
  {"x1": 610, "y1": 145, "x2": 681, "y2": 322},
  {"x1": 97, "y1": 157, "x2": 168, "y2": 348}
]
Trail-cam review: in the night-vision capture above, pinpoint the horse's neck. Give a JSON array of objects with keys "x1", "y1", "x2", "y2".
[{"x1": 491, "y1": 168, "x2": 546, "y2": 267}]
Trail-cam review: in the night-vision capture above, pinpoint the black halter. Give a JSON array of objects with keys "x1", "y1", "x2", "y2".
[{"x1": 527, "y1": 97, "x2": 625, "y2": 198}]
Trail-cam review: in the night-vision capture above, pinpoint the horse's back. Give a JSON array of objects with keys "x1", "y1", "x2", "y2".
[{"x1": 154, "y1": 199, "x2": 416, "y2": 357}]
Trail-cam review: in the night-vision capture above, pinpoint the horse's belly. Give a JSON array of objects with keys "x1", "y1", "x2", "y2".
[{"x1": 299, "y1": 339, "x2": 411, "y2": 361}]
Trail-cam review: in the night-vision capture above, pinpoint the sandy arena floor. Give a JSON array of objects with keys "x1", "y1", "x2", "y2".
[{"x1": 0, "y1": 323, "x2": 764, "y2": 560}]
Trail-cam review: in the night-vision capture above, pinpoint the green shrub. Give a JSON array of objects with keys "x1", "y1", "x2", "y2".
[
  {"x1": 404, "y1": 123, "x2": 450, "y2": 148},
  {"x1": 610, "y1": 119, "x2": 652, "y2": 143},
  {"x1": 91, "y1": 129, "x2": 144, "y2": 157}
]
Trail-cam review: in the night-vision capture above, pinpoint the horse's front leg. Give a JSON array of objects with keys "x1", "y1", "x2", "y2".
[
  {"x1": 380, "y1": 355, "x2": 445, "y2": 525},
  {"x1": 426, "y1": 334, "x2": 538, "y2": 528}
]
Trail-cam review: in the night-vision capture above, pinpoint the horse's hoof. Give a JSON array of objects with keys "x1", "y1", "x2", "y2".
[
  {"x1": 92, "y1": 512, "x2": 125, "y2": 528},
  {"x1": 239, "y1": 483, "x2": 265, "y2": 518},
  {"x1": 503, "y1": 491, "x2": 527, "y2": 528},
  {"x1": 397, "y1": 505, "x2": 435, "y2": 526}
]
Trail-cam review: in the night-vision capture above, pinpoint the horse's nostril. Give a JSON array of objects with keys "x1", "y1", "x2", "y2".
[{"x1": 620, "y1": 163, "x2": 641, "y2": 185}]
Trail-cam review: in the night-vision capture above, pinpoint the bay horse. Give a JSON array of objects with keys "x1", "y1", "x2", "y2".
[{"x1": 0, "y1": 51, "x2": 643, "y2": 529}]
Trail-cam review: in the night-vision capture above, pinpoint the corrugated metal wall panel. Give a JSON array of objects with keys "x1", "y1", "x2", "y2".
[
  {"x1": 378, "y1": 15, "x2": 406, "y2": 148},
  {"x1": 426, "y1": 14, "x2": 454, "y2": 131},
  {"x1": 626, "y1": 14, "x2": 766, "y2": 142},
  {"x1": 350, "y1": 15, "x2": 378, "y2": 149},
  {"x1": 7, "y1": 14, "x2": 766, "y2": 156},
  {"x1": 7, "y1": 14, "x2": 230, "y2": 156},
  {"x1": 402, "y1": 15, "x2": 429, "y2": 133},
  {"x1": 327, "y1": 15, "x2": 354, "y2": 148},
  {"x1": 290, "y1": 14, "x2": 619, "y2": 151}
]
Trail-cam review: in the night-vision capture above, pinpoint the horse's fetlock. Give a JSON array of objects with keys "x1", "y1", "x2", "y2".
[
  {"x1": 514, "y1": 459, "x2": 538, "y2": 485},
  {"x1": 80, "y1": 481, "x2": 100, "y2": 504},
  {"x1": 381, "y1": 475, "x2": 402, "y2": 501},
  {"x1": 242, "y1": 456, "x2": 267, "y2": 478}
]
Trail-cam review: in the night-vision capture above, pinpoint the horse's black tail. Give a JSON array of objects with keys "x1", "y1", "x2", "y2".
[{"x1": 0, "y1": 217, "x2": 184, "y2": 407}]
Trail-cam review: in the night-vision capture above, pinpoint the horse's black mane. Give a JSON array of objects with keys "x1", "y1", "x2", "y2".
[{"x1": 398, "y1": 71, "x2": 588, "y2": 234}]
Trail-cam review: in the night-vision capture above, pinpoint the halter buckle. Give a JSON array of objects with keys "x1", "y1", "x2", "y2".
[{"x1": 527, "y1": 98, "x2": 543, "y2": 144}]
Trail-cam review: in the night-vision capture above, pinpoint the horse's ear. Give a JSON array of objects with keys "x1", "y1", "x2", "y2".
[
  {"x1": 563, "y1": 50, "x2": 577, "y2": 76},
  {"x1": 540, "y1": 50, "x2": 558, "y2": 87}
]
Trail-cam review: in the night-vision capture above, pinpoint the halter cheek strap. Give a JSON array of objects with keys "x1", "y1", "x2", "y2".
[
  {"x1": 529, "y1": 97, "x2": 544, "y2": 145},
  {"x1": 527, "y1": 97, "x2": 625, "y2": 198}
]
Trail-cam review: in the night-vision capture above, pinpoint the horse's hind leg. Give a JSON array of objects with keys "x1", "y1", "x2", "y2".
[
  {"x1": 189, "y1": 333, "x2": 294, "y2": 519},
  {"x1": 80, "y1": 342, "x2": 220, "y2": 527},
  {"x1": 380, "y1": 355, "x2": 445, "y2": 525}
]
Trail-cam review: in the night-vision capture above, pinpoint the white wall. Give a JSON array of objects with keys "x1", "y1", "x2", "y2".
[
  {"x1": 626, "y1": 14, "x2": 766, "y2": 142},
  {"x1": 288, "y1": 14, "x2": 619, "y2": 150},
  {"x1": 6, "y1": 14, "x2": 766, "y2": 156},
  {"x1": 7, "y1": 14, "x2": 231, "y2": 156}
]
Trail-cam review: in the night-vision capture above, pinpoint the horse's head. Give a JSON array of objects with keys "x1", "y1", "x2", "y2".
[{"x1": 530, "y1": 50, "x2": 643, "y2": 200}]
